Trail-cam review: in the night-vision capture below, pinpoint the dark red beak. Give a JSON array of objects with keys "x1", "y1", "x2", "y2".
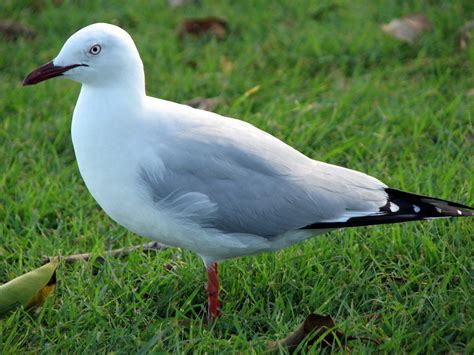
[{"x1": 23, "y1": 61, "x2": 86, "y2": 86}]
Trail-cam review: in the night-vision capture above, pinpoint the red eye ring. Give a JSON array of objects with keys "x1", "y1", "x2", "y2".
[{"x1": 89, "y1": 44, "x2": 101, "y2": 55}]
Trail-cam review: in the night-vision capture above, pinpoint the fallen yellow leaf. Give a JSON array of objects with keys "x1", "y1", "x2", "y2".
[{"x1": 0, "y1": 257, "x2": 59, "y2": 317}]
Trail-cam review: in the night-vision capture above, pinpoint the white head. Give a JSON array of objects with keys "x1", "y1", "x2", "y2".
[{"x1": 24, "y1": 23, "x2": 145, "y2": 94}]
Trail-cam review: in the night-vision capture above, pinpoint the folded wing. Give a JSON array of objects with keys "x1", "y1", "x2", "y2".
[{"x1": 139, "y1": 103, "x2": 390, "y2": 237}]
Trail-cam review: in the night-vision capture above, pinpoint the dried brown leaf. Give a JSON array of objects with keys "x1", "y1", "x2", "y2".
[
  {"x1": 267, "y1": 313, "x2": 352, "y2": 352},
  {"x1": 0, "y1": 20, "x2": 36, "y2": 41},
  {"x1": 184, "y1": 96, "x2": 224, "y2": 111},
  {"x1": 382, "y1": 14, "x2": 432, "y2": 43},
  {"x1": 459, "y1": 20, "x2": 474, "y2": 50},
  {"x1": 178, "y1": 17, "x2": 228, "y2": 39}
]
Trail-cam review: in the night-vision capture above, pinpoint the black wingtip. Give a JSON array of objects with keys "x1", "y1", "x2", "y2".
[
  {"x1": 384, "y1": 188, "x2": 474, "y2": 218},
  {"x1": 301, "y1": 188, "x2": 473, "y2": 230}
]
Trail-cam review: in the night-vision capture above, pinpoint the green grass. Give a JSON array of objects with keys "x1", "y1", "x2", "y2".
[{"x1": 1, "y1": 0, "x2": 473, "y2": 352}]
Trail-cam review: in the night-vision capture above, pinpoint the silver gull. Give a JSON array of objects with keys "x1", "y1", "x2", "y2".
[{"x1": 23, "y1": 23, "x2": 473, "y2": 321}]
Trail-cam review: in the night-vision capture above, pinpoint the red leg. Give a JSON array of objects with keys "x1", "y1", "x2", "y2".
[{"x1": 206, "y1": 262, "x2": 221, "y2": 322}]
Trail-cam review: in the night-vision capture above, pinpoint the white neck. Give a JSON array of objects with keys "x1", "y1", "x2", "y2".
[{"x1": 79, "y1": 83, "x2": 145, "y2": 108}]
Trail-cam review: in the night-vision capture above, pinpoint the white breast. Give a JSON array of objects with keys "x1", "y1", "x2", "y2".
[{"x1": 71, "y1": 88, "x2": 155, "y2": 234}]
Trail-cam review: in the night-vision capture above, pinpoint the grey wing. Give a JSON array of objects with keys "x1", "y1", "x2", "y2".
[{"x1": 140, "y1": 111, "x2": 388, "y2": 237}]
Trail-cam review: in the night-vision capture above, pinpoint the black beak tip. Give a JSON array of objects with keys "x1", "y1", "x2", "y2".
[
  {"x1": 22, "y1": 75, "x2": 35, "y2": 86},
  {"x1": 22, "y1": 61, "x2": 55, "y2": 87}
]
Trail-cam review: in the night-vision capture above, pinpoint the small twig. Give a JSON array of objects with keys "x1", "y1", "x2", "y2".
[{"x1": 42, "y1": 241, "x2": 168, "y2": 265}]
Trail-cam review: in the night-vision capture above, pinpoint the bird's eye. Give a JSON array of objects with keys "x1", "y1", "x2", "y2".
[{"x1": 89, "y1": 44, "x2": 101, "y2": 55}]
